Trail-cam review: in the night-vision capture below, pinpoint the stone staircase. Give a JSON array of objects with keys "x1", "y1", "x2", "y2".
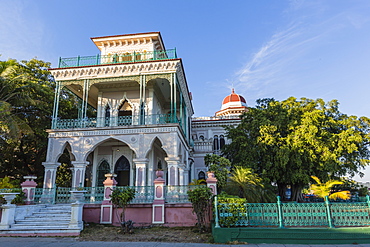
[{"x1": 0, "y1": 204, "x2": 82, "y2": 236}]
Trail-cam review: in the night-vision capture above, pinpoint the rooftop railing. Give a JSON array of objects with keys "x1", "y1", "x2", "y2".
[
  {"x1": 52, "y1": 114, "x2": 179, "y2": 130},
  {"x1": 58, "y1": 49, "x2": 177, "y2": 68}
]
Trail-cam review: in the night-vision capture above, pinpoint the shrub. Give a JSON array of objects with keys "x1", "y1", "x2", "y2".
[{"x1": 187, "y1": 186, "x2": 213, "y2": 232}]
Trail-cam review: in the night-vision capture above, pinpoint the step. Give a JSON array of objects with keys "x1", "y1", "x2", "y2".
[
  {"x1": 37, "y1": 209, "x2": 71, "y2": 213},
  {"x1": 15, "y1": 220, "x2": 70, "y2": 225},
  {"x1": 18, "y1": 217, "x2": 70, "y2": 222},
  {"x1": 11, "y1": 224, "x2": 70, "y2": 229},
  {"x1": 0, "y1": 228, "x2": 81, "y2": 236},
  {"x1": 32, "y1": 212, "x2": 71, "y2": 216}
]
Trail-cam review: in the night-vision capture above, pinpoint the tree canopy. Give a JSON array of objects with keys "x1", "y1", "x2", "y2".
[
  {"x1": 0, "y1": 58, "x2": 78, "y2": 184},
  {"x1": 223, "y1": 97, "x2": 370, "y2": 201}
]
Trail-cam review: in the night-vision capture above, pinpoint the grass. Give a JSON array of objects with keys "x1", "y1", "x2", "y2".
[{"x1": 79, "y1": 223, "x2": 212, "y2": 243}]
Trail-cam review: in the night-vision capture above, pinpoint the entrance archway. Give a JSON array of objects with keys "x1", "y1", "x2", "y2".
[{"x1": 114, "y1": 155, "x2": 130, "y2": 186}]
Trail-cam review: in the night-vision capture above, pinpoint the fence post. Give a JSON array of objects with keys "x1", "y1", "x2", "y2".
[
  {"x1": 21, "y1": 176, "x2": 37, "y2": 204},
  {"x1": 206, "y1": 171, "x2": 218, "y2": 195},
  {"x1": 277, "y1": 196, "x2": 284, "y2": 228},
  {"x1": 152, "y1": 170, "x2": 165, "y2": 224},
  {"x1": 100, "y1": 173, "x2": 117, "y2": 224},
  {"x1": 214, "y1": 196, "x2": 220, "y2": 228},
  {"x1": 325, "y1": 196, "x2": 334, "y2": 228}
]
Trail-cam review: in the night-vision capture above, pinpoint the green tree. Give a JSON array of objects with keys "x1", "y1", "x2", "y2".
[
  {"x1": 310, "y1": 176, "x2": 351, "y2": 200},
  {"x1": 204, "y1": 154, "x2": 230, "y2": 193},
  {"x1": 0, "y1": 58, "x2": 78, "y2": 183},
  {"x1": 224, "y1": 97, "x2": 370, "y2": 201}
]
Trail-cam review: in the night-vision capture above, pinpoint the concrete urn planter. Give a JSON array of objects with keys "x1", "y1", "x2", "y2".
[{"x1": 70, "y1": 190, "x2": 86, "y2": 203}]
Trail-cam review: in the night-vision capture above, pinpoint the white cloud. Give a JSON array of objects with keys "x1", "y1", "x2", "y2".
[{"x1": 233, "y1": 1, "x2": 370, "y2": 104}]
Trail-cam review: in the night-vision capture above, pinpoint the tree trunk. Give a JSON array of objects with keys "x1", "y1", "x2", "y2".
[
  {"x1": 290, "y1": 184, "x2": 304, "y2": 202},
  {"x1": 277, "y1": 183, "x2": 287, "y2": 201}
]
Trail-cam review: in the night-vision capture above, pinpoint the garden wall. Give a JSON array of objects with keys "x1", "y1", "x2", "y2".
[{"x1": 83, "y1": 203, "x2": 197, "y2": 227}]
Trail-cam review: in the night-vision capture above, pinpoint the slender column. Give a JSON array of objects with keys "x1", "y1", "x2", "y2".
[
  {"x1": 183, "y1": 167, "x2": 190, "y2": 186},
  {"x1": 178, "y1": 165, "x2": 185, "y2": 185},
  {"x1": 170, "y1": 73, "x2": 173, "y2": 116},
  {"x1": 152, "y1": 170, "x2": 165, "y2": 224},
  {"x1": 165, "y1": 157, "x2": 180, "y2": 185},
  {"x1": 21, "y1": 176, "x2": 37, "y2": 205},
  {"x1": 71, "y1": 161, "x2": 89, "y2": 188},
  {"x1": 42, "y1": 162, "x2": 60, "y2": 189},
  {"x1": 133, "y1": 158, "x2": 149, "y2": 186},
  {"x1": 97, "y1": 92, "x2": 103, "y2": 127},
  {"x1": 52, "y1": 81, "x2": 61, "y2": 129},
  {"x1": 83, "y1": 79, "x2": 90, "y2": 119},
  {"x1": 173, "y1": 73, "x2": 177, "y2": 118}
]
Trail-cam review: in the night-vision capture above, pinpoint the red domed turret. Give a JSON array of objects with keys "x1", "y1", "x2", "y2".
[
  {"x1": 221, "y1": 88, "x2": 247, "y2": 108},
  {"x1": 215, "y1": 89, "x2": 248, "y2": 117}
]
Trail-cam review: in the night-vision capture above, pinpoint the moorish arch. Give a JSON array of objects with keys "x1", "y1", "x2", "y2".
[
  {"x1": 84, "y1": 137, "x2": 138, "y2": 187},
  {"x1": 114, "y1": 155, "x2": 131, "y2": 186}
]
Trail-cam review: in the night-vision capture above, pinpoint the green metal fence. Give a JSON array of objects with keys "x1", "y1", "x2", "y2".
[
  {"x1": 58, "y1": 49, "x2": 177, "y2": 68},
  {"x1": 165, "y1": 185, "x2": 201, "y2": 203},
  {"x1": 215, "y1": 195, "x2": 370, "y2": 228},
  {"x1": 53, "y1": 114, "x2": 180, "y2": 129},
  {"x1": 116, "y1": 186, "x2": 154, "y2": 204},
  {"x1": 3, "y1": 185, "x2": 198, "y2": 205}
]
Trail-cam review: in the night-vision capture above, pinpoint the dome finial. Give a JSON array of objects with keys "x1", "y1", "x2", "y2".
[{"x1": 232, "y1": 88, "x2": 235, "y2": 94}]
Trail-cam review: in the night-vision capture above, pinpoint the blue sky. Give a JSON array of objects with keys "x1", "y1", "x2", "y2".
[{"x1": 1, "y1": 1, "x2": 370, "y2": 178}]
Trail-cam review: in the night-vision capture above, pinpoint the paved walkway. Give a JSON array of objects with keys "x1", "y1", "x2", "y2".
[{"x1": 0, "y1": 238, "x2": 370, "y2": 247}]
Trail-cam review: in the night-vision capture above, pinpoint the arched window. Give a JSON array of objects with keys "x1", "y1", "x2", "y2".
[
  {"x1": 198, "y1": 171, "x2": 206, "y2": 180},
  {"x1": 105, "y1": 105, "x2": 110, "y2": 127},
  {"x1": 220, "y1": 135, "x2": 225, "y2": 149},
  {"x1": 118, "y1": 100, "x2": 132, "y2": 126},
  {"x1": 199, "y1": 135, "x2": 204, "y2": 141},
  {"x1": 96, "y1": 160, "x2": 110, "y2": 187},
  {"x1": 114, "y1": 155, "x2": 131, "y2": 186},
  {"x1": 213, "y1": 135, "x2": 219, "y2": 152}
]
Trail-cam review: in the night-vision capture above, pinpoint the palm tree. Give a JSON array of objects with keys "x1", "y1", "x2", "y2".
[
  {"x1": 310, "y1": 176, "x2": 351, "y2": 200},
  {"x1": 0, "y1": 59, "x2": 32, "y2": 139},
  {"x1": 229, "y1": 166, "x2": 275, "y2": 203}
]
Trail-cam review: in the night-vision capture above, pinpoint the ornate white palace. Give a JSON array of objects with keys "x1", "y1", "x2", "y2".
[{"x1": 43, "y1": 32, "x2": 248, "y2": 189}]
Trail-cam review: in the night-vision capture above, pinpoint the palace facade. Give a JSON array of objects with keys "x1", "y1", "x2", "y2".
[{"x1": 44, "y1": 32, "x2": 248, "y2": 189}]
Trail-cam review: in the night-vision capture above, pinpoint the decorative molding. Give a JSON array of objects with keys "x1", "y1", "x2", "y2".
[
  {"x1": 48, "y1": 126, "x2": 179, "y2": 138},
  {"x1": 51, "y1": 60, "x2": 179, "y2": 81},
  {"x1": 191, "y1": 119, "x2": 241, "y2": 129}
]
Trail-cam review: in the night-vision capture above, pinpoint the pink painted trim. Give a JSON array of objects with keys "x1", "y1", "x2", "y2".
[{"x1": 0, "y1": 232, "x2": 80, "y2": 236}]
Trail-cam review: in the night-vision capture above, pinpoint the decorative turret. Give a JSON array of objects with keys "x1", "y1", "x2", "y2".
[{"x1": 215, "y1": 89, "x2": 248, "y2": 117}]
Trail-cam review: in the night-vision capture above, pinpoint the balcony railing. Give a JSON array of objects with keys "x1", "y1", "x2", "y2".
[
  {"x1": 52, "y1": 114, "x2": 179, "y2": 129},
  {"x1": 58, "y1": 49, "x2": 177, "y2": 68}
]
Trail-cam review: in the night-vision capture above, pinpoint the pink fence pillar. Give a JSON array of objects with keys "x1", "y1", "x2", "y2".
[
  {"x1": 152, "y1": 170, "x2": 165, "y2": 224},
  {"x1": 206, "y1": 171, "x2": 218, "y2": 195},
  {"x1": 21, "y1": 176, "x2": 37, "y2": 205},
  {"x1": 100, "y1": 173, "x2": 117, "y2": 224}
]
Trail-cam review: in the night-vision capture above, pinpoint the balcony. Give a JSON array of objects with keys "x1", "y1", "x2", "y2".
[
  {"x1": 52, "y1": 114, "x2": 180, "y2": 130},
  {"x1": 58, "y1": 49, "x2": 177, "y2": 68}
]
